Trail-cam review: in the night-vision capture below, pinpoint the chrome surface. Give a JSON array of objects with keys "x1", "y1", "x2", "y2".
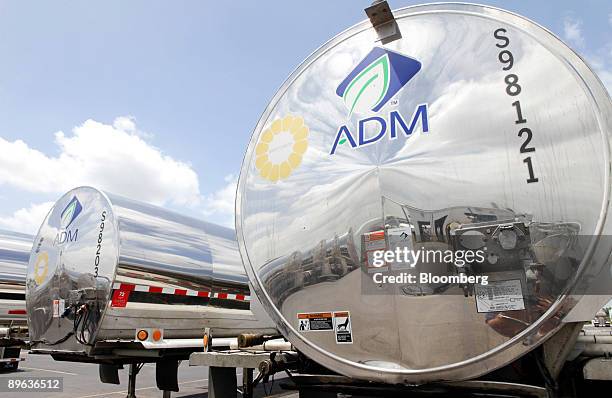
[
  {"x1": 0, "y1": 230, "x2": 32, "y2": 326},
  {"x1": 26, "y1": 187, "x2": 275, "y2": 355},
  {"x1": 237, "y1": 4, "x2": 612, "y2": 383},
  {"x1": 189, "y1": 350, "x2": 275, "y2": 369},
  {"x1": 582, "y1": 358, "x2": 612, "y2": 381}
]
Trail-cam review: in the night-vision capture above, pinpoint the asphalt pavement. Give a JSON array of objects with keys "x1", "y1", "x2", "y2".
[{"x1": 0, "y1": 350, "x2": 292, "y2": 398}]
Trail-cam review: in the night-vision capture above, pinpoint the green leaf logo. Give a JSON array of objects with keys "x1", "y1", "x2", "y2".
[
  {"x1": 61, "y1": 202, "x2": 76, "y2": 228},
  {"x1": 59, "y1": 196, "x2": 83, "y2": 229},
  {"x1": 342, "y1": 54, "x2": 390, "y2": 115}
]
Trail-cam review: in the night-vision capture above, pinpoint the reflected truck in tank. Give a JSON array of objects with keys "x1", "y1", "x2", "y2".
[{"x1": 260, "y1": 230, "x2": 359, "y2": 305}]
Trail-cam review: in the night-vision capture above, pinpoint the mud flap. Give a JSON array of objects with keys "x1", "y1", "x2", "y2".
[
  {"x1": 99, "y1": 364, "x2": 122, "y2": 384},
  {"x1": 156, "y1": 360, "x2": 179, "y2": 392}
]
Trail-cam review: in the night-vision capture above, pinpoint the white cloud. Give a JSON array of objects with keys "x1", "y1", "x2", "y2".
[
  {"x1": 563, "y1": 16, "x2": 585, "y2": 48},
  {"x1": 202, "y1": 174, "x2": 237, "y2": 227},
  {"x1": 112, "y1": 115, "x2": 152, "y2": 139},
  {"x1": 0, "y1": 202, "x2": 54, "y2": 234},
  {"x1": 0, "y1": 116, "x2": 200, "y2": 206},
  {"x1": 113, "y1": 116, "x2": 137, "y2": 133}
]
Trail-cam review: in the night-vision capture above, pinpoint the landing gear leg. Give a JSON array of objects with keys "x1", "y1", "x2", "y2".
[
  {"x1": 209, "y1": 366, "x2": 237, "y2": 398},
  {"x1": 242, "y1": 368, "x2": 254, "y2": 398},
  {"x1": 126, "y1": 363, "x2": 141, "y2": 398}
]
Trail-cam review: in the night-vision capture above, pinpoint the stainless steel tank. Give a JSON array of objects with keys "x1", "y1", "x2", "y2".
[
  {"x1": 236, "y1": 3, "x2": 612, "y2": 383},
  {"x1": 26, "y1": 186, "x2": 275, "y2": 355},
  {"x1": 0, "y1": 230, "x2": 31, "y2": 327}
]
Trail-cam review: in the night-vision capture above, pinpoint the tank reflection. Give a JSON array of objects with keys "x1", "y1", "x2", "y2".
[
  {"x1": 260, "y1": 230, "x2": 359, "y2": 305},
  {"x1": 259, "y1": 201, "x2": 581, "y2": 340}
]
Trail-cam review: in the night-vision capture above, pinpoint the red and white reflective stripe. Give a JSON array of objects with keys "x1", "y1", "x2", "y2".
[{"x1": 112, "y1": 283, "x2": 250, "y2": 301}]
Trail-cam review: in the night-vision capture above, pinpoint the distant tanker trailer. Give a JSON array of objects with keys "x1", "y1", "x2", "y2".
[
  {"x1": 0, "y1": 230, "x2": 30, "y2": 327},
  {"x1": 0, "y1": 229, "x2": 31, "y2": 370},
  {"x1": 26, "y1": 186, "x2": 275, "y2": 388},
  {"x1": 236, "y1": 2, "x2": 612, "y2": 385}
]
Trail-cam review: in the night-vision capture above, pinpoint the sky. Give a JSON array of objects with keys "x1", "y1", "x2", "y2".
[{"x1": 0, "y1": 0, "x2": 610, "y2": 234}]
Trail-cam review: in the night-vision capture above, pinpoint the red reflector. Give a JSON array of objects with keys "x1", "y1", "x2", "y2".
[
  {"x1": 8, "y1": 310, "x2": 26, "y2": 315},
  {"x1": 198, "y1": 291, "x2": 210, "y2": 297},
  {"x1": 119, "y1": 283, "x2": 136, "y2": 291},
  {"x1": 217, "y1": 293, "x2": 228, "y2": 299},
  {"x1": 175, "y1": 289, "x2": 187, "y2": 296},
  {"x1": 152, "y1": 329, "x2": 162, "y2": 341},
  {"x1": 236, "y1": 295, "x2": 245, "y2": 301},
  {"x1": 149, "y1": 286, "x2": 163, "y2": 294}
]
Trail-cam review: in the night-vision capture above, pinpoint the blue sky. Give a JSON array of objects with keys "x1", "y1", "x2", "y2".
[{"x1": 0, "y1": 0, "x2": 610, "y2": 233}]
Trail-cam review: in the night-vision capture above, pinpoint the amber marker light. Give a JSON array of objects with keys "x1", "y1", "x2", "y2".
[{"x1": 136, "y1": 329, "x2": 148, "y2": 341}]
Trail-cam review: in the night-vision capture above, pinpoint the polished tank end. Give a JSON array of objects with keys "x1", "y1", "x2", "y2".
[{"x1": 26, "y1": 187, "x2": 118, "y2": 353}]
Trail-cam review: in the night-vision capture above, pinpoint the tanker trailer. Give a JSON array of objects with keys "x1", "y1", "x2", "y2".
[
  {"x1": 235, "y1": 1, "x2": 612, "y2": 392},
  {"x1": 0, "y1": 229, "x2": 31, "y2": 370},
  {"x1": 26, "y1": 186, "x2": 276, "y2": 390}
]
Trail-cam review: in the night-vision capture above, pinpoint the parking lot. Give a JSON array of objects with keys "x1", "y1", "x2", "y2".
[{"x1": 0, "y1": 351, "x2": 291, "y2": 398}]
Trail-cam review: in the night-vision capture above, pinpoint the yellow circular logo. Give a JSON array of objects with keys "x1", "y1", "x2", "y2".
[
  {"x1": 255, "y1": 115, "x2": 309, "y2": 182},
  {"x1": 34, "y1": 252, "x2": 49, "y2": 285}
]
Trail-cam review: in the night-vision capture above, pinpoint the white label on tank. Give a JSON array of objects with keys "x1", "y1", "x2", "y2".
[
  {"x1": 475, "y1": 279, "x2": 525, "y2": 313},
  {"x1": 333, "y1": 311, "x2": 353, "y2": 344},
  {"x1": 297, "y1": 312, "x2": 333, "y2": 332},
  {"x1": 52, "y1": 299, "x2": 65, "y2": 318}
]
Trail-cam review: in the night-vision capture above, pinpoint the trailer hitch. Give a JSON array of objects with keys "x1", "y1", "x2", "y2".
[{"x1": 255, "y1": 351, "x2": 299, "y2": 385}]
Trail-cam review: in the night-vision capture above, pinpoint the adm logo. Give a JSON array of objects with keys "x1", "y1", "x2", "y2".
[
  {"x1": 331, "y1": 47, "x2": 429, "y2": 155},
  {"x1": 55, "y1": 196, "x2": 82, "y2": 245}
]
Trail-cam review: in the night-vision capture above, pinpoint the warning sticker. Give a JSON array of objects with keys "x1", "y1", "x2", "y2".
[
  {"x1": 297, "y1": 312, "x2": 333, "y2": 331},
  {"x1": 475, "y1": 279, "x2": 525, "y2": 313},
  {"x1": 364, "y1": 230, "x2": 387, "y2": 271},
  {"x1": 333, "y1": 311, "x2": 353, "y2": 344},
  {"x1": 111, "y1": 289, "x2": 131, "y2": 308},
  {"x1": 52, "y1": 299, "x2": 65, "y2": 318}
]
